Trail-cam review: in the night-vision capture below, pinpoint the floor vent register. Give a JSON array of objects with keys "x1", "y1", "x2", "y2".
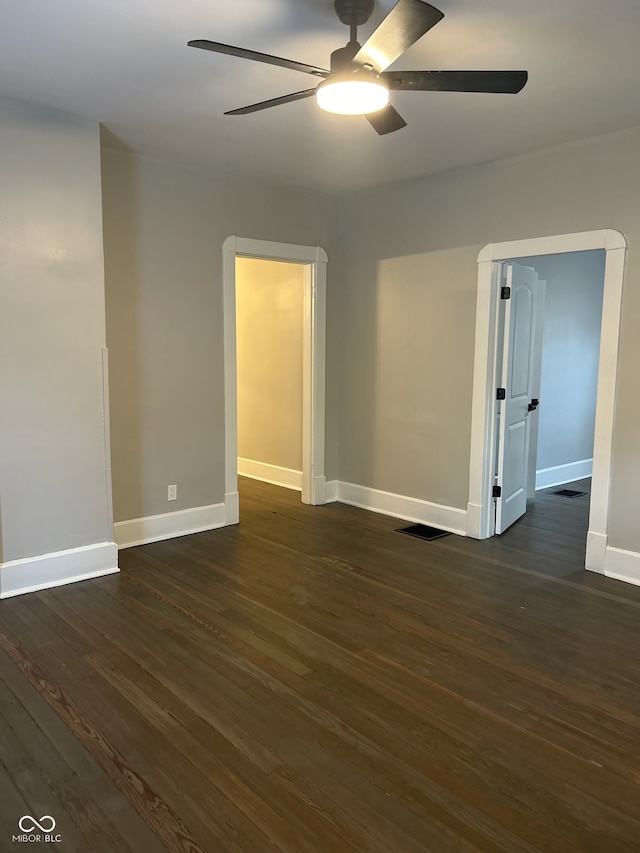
[{"x1": 397, "y1": 524, "x2": 452, "y2": 541}]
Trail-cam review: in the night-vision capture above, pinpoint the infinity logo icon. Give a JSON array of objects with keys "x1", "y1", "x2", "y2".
[{"x1": 18, "y1": 815, "x2": 56, "y2": 833}]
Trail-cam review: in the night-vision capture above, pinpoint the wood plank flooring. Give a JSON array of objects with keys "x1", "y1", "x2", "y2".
[{"x1": 1, "y1": 477, "x2": 640, "y2": 852}]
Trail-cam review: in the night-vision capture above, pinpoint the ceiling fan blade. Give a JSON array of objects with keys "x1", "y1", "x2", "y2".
[
  {"x1": 353, "y1": 0, "x2": 444, "y2": 73},
  {"x1": 224, "y1": 89, "x2": 317, "y2": 116},
  {"x1": 188, "y1": 40, "x2": 329, "y2": 78},
  {"x1": 366, "y1": 104, "x2": 408, "y2": 135},
  {"x1": 383, "y1": 69, "x2": 528, "y2": 93}
]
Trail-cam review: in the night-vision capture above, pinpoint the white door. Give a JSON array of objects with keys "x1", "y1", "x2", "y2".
[{"x1": 495, "y1": 263, "x2": 541, "y2": 534}]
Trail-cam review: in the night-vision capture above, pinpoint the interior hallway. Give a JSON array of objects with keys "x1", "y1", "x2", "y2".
[{"x1": 1, "y1": 476, "x2": 639, "y2": 852}]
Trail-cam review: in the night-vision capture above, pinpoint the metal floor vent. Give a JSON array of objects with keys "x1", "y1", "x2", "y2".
[
  {"x1": 397, "y1": 523, "x2": 451, "y2": 541},
  {"x1": 551, "y1": 489, "x2": 587, "y2": 499}
]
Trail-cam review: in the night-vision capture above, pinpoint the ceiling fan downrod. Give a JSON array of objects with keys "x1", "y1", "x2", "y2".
[{"x1": 332, "y1": 0, "x2": 374, "y2": 70}]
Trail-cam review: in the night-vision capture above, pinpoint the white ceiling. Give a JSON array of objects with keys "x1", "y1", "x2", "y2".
[{"x1": 2, "y1": 0, "x2": 640, "y2": 193}]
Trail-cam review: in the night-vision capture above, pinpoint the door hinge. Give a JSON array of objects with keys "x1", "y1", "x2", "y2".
[
  {"x1": 496, "y1": 387, "x2": 506, "y2": 400},
  {"x1": 493, "y1": 485, "x2": 502, "y2": 498},
  {"x1": 501, "y1": 286, "x2": 511, "y2": 300}
]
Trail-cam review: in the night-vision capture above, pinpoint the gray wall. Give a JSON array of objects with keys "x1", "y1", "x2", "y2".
[
  {"x1": 336, "y1": 244, "x2": 478, "y2": 506},
  {"x1": 515, "y1": 251, "x2": 605, "y2": 475},
  {"x1": 101, "y1": 148, "x2": 336, "y2": 522},
  {"x1": 0, "y1": 96, "x2": 111, "y2": 562},
  {"x1": 337, "y1": 126, "x2": 640, "y2": 554},
  {"x1": 236, "y1": 258, "x2": 303, "y2": 472}
]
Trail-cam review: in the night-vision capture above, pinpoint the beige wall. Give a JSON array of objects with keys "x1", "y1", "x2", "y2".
[
  {"x1": 236, "y1": 258, "x2": 304, "y2": 473},
  {"x1": 101, "y1": 148, "x2": 336, "y2": 522},
  {"x1": 0, "y1": 96, "x2": 111, "y2": 562},
  {"x1": 338, "y1": 125, "x2": 640, "y2": 554}
]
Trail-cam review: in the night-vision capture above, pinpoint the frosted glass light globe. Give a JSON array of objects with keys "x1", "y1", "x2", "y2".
[{"x1": 316, "y1": 78, "x2": 389, "y2": 115}]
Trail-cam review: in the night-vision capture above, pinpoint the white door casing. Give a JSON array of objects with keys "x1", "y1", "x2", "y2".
[
  {"x1": 467, "y1": 229, "x2": 626, "y2": 575},
  {"x1": 222, "y1": 237, "x2": 328, "y2": 524},
  {"x1": 495, "y1": 263, "x2": 541, "y2": 534}
]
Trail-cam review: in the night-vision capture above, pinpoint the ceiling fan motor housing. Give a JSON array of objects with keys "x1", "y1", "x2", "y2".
[
  {"x1": 334, "y1": 0, "x2": 375, "y2": 26},
  {"x1": 330, "y1": 42, "x2": 361, "y2": 72}
]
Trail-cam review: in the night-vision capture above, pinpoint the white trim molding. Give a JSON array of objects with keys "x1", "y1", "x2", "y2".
[
  {"x1": 605, "y1": 547, "x2": 640, "y2": 587},
  {"x1": 535, "y1": 459, "x2": 593, "y2": 491},
  {"x1": 115, "y1": 503, "x2": 226, "y2": 549},
  {"x1": 223, "y1": 237, "x2": 327, "y2": 265},
  {"x1": 476, "y1": 229, "x2": 626, "y2": 264},
  {"x1": 0, "y1": 541, "x2": 119, "y2": 599},
  {"x1": 468, "y1": 229, "x2": 627, "y2": 577},
  {"x1": 222, "y1": 236, "x2": 328, "y2": 521},
  {"x1": 325, "y1": 480, "x2": 340, "y2": 503},
  {"x1": 238, "y1": 458, "x2": 302, "y2": 491},
  {"x1": 224, "y1": 492, "x2": 239, "y2": 527},
  {"x1": 585, "y1": 531, "x2": 607, "y2": 574},
  {"x1": 336, "y1": 482, "x2": 467, "y2": 535}
]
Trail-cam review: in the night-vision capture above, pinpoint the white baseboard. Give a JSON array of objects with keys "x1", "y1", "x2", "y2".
[
  {"x1": 238, "y1": 458, "x2": 302, "y2": 491},
  {"x1": 585, "y1": 530, "x2": 607, "y2": 574},
  {"x1": 325, "y1": 480, "x2": 339, "y2": 503},
  {"x1": 114, "y1": 503, "x2": 226, "y2": 549},
  {"x1": 465, "y1": 502, "x2": 484, "y2": 539},
  {"x1": 0, "y1": 541, "x2": 119, "y2": 599},
  {"x1": 605, "y1": 546, "x2": 640, "y2": 587},
  {"x1": 224, "y1": 491, "x2": 239, "y2": 526},
  {"x1": 337, "y1": 481, "x2": 467, "y2": 535},
  {"x1": 536, "y1": 458, "x2": 593, "y2": 490},
  {"x1": 308, "y1": 475, "x2": 327, "y2": 506}
]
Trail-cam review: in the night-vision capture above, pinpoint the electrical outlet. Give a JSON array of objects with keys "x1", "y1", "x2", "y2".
[{"x1": 168, "y1": 484, "x2": 177, "y2": 501}]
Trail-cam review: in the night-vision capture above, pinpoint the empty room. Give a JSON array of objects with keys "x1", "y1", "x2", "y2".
[{"x1": 1, "y1": 1, "x2": 640, "y2": 850}]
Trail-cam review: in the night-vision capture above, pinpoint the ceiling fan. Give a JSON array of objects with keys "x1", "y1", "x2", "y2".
[{"x1": 188, "y1": 0, "x2": 528, "y2": 135}]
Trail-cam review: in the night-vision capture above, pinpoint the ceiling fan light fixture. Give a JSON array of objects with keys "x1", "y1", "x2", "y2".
[
  {"x1": 316, "y1": 77, "x2": 389, "y2": 115},
  {"x1": 190, "y1": 1, "x2": 528, "y2": 135}
]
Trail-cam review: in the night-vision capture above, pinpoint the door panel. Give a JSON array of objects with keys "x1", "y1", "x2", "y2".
[
  {"x1": 511, "y1": 287, "x2": 534, "y2": 396},
  {"x1": 495, "y1": 263, "x2": 540, "y2": 534},
  {"x1": 502, "y1": 420, "x2": 528, "y2": 516}
]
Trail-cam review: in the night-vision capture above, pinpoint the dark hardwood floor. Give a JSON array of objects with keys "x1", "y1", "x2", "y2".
[{"x1": 1, "y1": 477, "x2": 640, "y2": 852}]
